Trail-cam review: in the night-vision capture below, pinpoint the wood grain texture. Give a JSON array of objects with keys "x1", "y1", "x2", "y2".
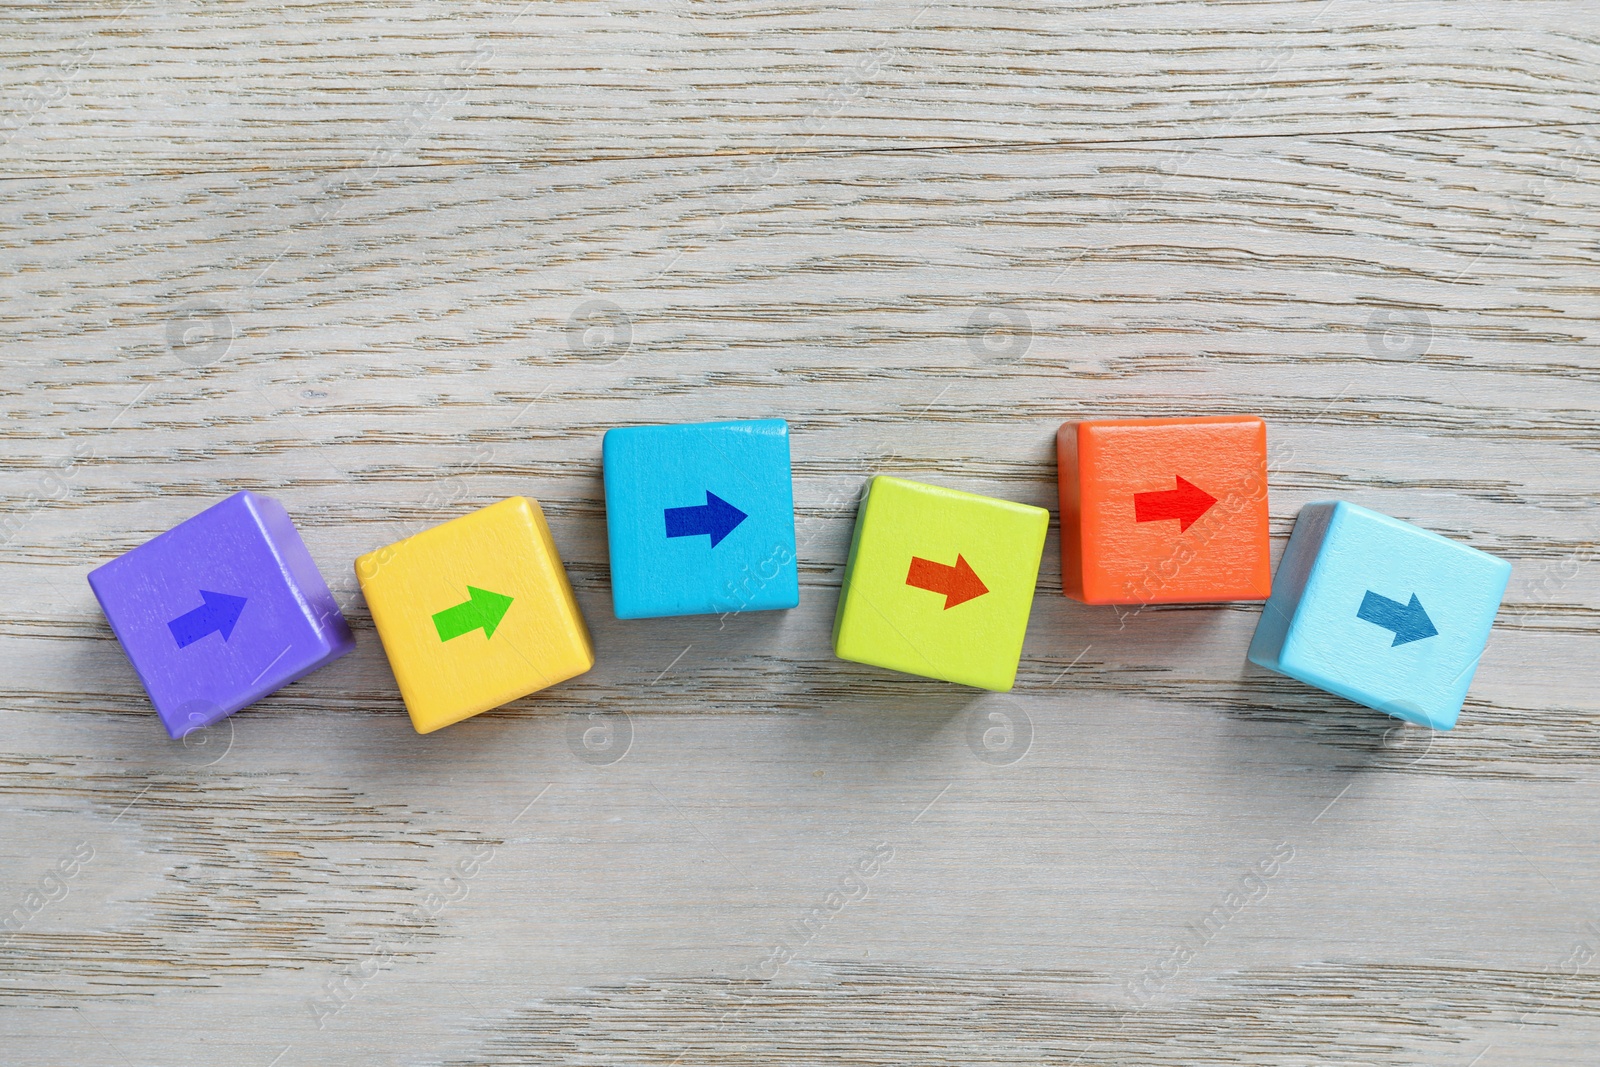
[
  {"x1": 3, "y1": 3, "x2": 1599, "y2": 1064},
  {"x1": 3, "y1": 1, "x2": 1600, "y2": 177}
]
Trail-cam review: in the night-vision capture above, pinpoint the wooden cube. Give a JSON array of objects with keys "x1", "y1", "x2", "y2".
[
  {"x1": 87, "y1": 491, "x2": 354, "y2": 738},
  {"x1": 1057, "y1": 415, "x2": 1271, "y2": 604},
  {"x1": 355, "y1": 497, "x2": 593, "y2": 734},
  {"x1": 1248, "y1": 501, "x2": 1511, "y2": 731},
  {"x1": 603, "y1": 419, "x2": 799, "y2": 619},
  {"x1": 832, "y1": 476, "x2": 1048, "y2": 691}
]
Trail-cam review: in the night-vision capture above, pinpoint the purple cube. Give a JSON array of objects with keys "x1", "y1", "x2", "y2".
[{"x1": 88, "y1": 491, "x2": 354, "y2": 738}]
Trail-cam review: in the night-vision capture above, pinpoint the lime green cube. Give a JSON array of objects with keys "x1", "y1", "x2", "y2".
[{"x1": 832, "y1": 476, "x2": 1050, "y2": 690}]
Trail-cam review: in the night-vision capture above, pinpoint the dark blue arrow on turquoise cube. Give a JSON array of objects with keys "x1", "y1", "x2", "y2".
[
  {"x1": 664, "y1": 491, "x2": 747, "y2": 547},
  {"x1": 1357, "y1": 590, "x2": 1437, "y2": 646},
  {"x1": 168, "y1": 590, "x2": 248, "y2": 648}
]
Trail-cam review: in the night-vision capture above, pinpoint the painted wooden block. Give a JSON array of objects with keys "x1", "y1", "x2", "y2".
[
  {"x1": 1247, "y1": 501, "x2": 1511, "y2": 731},
  {"x1": 832, "y1": 476, "x2": 1048, "y2": 691},
  {"x1": 87, "y1": 491, "x2": 354, "y2": 739},
  {"x1": 355, "y1": 496, "x2": 593, "y2": 734},
  {"x1": 603, "y1": 418, "x2": 799, "y2": 619},
  {"x1": 1057, "y1": 415, "x2": 1271, "y2": 605}
]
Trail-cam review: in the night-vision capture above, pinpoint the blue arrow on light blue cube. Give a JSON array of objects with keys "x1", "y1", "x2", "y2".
[
  {"x1": 1357, "y1": 590, "x2": 1438, "y2": 646},
  {"x1": 663, "y1": 491, "x2": 748, "y2": 547}
]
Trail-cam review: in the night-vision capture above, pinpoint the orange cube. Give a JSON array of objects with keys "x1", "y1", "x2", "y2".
[{"x1": 1057, "y1": 415, "x2": 1270, "y2": 605}]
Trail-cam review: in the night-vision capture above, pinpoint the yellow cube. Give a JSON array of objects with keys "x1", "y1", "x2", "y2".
[{"x1": 355, "y1": 497, "x2": 594, "y2": 734}]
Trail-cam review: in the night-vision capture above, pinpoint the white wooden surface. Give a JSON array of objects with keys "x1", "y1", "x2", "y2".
[{"x1": 3, "y1": 2, "x2": 1599, "y2": 1064}]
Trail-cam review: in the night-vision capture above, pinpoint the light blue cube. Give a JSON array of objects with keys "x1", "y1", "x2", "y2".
[
  {"x1": 1248, "y1": 501, "x2": 1511, "y2": 731},
  {"x1": 602, "y1": 419, "x2": 800, "y2": 620}
]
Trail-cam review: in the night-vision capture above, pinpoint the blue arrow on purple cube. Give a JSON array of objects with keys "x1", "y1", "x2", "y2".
[
  {"x1": 663, "y1": 491, "x2": 747, "y2": 547},
  {"x1": 168, "y1": 590, "x2": 249, "y2": 648}
]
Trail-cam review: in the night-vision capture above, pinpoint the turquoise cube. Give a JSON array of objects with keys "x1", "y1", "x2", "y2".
[
  {"x1": 1248, "y1": 501, "x2": 1511, "y2": 730},
  {"x1": 602, "y1": 419, "x2": 799, "y2": 619}
]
